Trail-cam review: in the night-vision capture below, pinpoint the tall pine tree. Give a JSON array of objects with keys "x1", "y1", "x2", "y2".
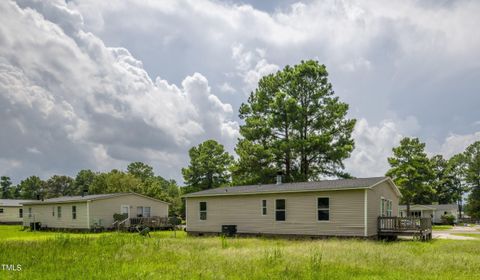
[
  {"x1": 386, "y1": 137, "x2": 434, "y2": 216},
  {"x1": 233, "y1": 60, "x2": 355, "y2": 184}
]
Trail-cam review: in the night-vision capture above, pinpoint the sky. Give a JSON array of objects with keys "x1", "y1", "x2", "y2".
[{"x1": 1, "y1": 0, "x2": 479, "y2": 184}]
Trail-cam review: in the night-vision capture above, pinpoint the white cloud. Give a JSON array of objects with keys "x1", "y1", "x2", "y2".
[
  {"x1": 218, "y1": 82, "x2": 236, "y2": 94},
  {"x1": 345, "y1": 118, "x2": 404, "y2": 177},
  {"x1": 1, "y1": 0, "x2": 480, "y2": 183},
  {"x1": 345, "y1": 116, "x2": 423, "y2": 177},
  {"x1": 0, "y1": 0, "x2": 238, "y2": 182},
  {"x1": 438, "y1": 132, "x2": 480, "y2": 158},
  {"x1": 232, "y1": 44, "x2": 279, "y2": 93}
]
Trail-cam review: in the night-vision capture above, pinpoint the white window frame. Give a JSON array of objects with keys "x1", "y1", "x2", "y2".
[
  {"x1": 380, "y1": 197, "x2": 385, "y2": 217},
  {"x1": 317, "y1": 196, "x2": 330, "y2": 222},
  {"x1": 57, "y1": 206, "x2": 62, "y2": 219},
  {"x1": 380, "y1": 197, "x2": 393, "y2": 217},
  {"x1": 387, "y1": 200, "x2": 392, "y2": 217},
  {"x1": 275, "y1": 199, "x2": 286, "y2": 222},
  {"x1": 199, "y1": 201, "x2": 207, "y2": 221},
  {"x1": 19, "y1": 208, "x2": 23, "y2": 218},
  {"x1": 261, "y1": 200, "x2": 267, "y2": 216},
  {"x1": 72, "y1": 205, "x2": 77, "y2": 220},
  {"x1": 137, "y1": 206, "x2": 144, "y2": 218},
  {"x1": 0, "y1": 208, "x2": 3, "y2": 214},
  {"x1": 120, "y1": 205, "x2": 130, "y2": 218},
  {"x1": 52, "y1": 206, "x2": 55, "y2": 217},
  {"x1": 144, "y1": 207, "x2": 151, "y2": 218}
]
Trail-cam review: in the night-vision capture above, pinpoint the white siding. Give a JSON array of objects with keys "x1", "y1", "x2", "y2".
[
  {"x1": 89, "y1": 194, "x2": 169, "y2": 228},
  {"x1": 23, "y1": 203, "x2": 88, "y2": 229},
  {"x1": 366, "y1": 181, "x2": 400, "y2": 236},
  {"x1": 186, "y1": 190, "x2": 366, "y2": 237},
  {"x1": 0, "y1": 206, "x2": 23, "y2": 223}
]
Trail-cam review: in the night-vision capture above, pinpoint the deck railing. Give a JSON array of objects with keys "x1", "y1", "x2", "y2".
[
  {"x1": 130, "y1": 216, "x2": 170, "y2": 228},
  {"x1": 378, "y1": 216, "x2": 432, "y2": 232}
]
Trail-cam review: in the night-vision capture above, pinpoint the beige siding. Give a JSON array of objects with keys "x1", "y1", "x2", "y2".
[
  {"x1": 89, "y1": 194, "x2": 169, "y2": 228},
  {"x1": 186, "y1": 190, "x2": 366, "y2": 237},
  {"x1": 23, "y1": 203, "x2": 88, "y2": 229},
  {"x1": 366, "y1": 181, "x2": 400, "y2": 236},
  {"x1": 0, "y1": 206, "x2": 23, "y2": 223}
]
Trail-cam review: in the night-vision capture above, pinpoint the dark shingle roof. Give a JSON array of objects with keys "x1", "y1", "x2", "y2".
[
  {"x1": 22, "y1": 193, "x2": 171, "y2": 205},
  {"x1": 22, "y1": 193, "x2": 127, "y2": 205},
  {"x1": 399, "y1": 204, "x2": 457, "y2": 211},
  {"x1": 183, "y1": 177, "x2": 390, "y2": 198},
  {"x1": 0, "y1": 199, "x2": 36, "y2": 207}
]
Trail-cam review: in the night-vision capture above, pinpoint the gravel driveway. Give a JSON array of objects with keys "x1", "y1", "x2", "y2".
[{"x1": 432, "y1": 225, "x2": 480, "y2": 240}]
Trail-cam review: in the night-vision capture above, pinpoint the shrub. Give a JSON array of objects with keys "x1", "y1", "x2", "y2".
[
  {"x1": 441, "y1": 214, "x2": 455, "y2": 225},
  {"x1": 113, "y1": 213, "x2": 128, "y2": 222}
]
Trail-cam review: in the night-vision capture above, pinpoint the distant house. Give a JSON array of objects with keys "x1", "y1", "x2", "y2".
[
  {"x1": 184, "y1": 177, "x2": 401, "y2": 238},
  {"x1": 0, "y1": 199, "x2": 35, "y2": 224},
  {"x1": 398, "y1": 204, "x2": 458, "y2": 224},
  {"x1": 22, "y1": 193, "x2": 169, "y2": 230}
]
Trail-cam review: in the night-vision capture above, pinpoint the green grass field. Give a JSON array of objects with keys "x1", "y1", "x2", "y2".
[
  {"x1": 1, "y1": 225, "x2": 479, "y2": 279},
  {"x1": 431, "y1": 225, "x2": 453, "y2": 231}
]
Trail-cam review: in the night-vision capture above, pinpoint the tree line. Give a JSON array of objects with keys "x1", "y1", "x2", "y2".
[
  {"x1": 386, "y1": 137, "x2": 480, "y2": 219},
  {"x1": 0, "y1": 162, "x2": 182, "y2": 216},
  {"x1": 1, "y1": 60, "x2": 479, "y2": 219}
]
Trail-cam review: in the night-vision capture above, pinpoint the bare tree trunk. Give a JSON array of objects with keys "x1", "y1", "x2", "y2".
[{"x1": 406, "y1": 203, "x2": 411, "y2": 217}]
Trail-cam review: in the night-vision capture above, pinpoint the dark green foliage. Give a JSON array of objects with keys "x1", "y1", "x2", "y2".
[
  {"x1": 429, "y1": 155, "x2": 460, "y2": 204},
  {"x1": 74, "y1": 169, "x2": 96, "y2": 193},
  {"x1": 234, "y1": 60, "x2": 355, "y2": 184},
  {"x1": 16, "y1": 176, "x2": 45, "y2": 199},
  {"x1": 464, "y1": 141, "x2": 480, "y2": 219},
  {"x1": 113, "y1": 213, "x2": 128, "y2": 221},
  {"x1": 0, "y1": 176, "x2": 12, "y2": 199},
  {"x1": 440, "y1": 214, "x2": 455, "y2": 225},
  {"x1": 386, "y1": 137, "x2": 434, "y2": 214},
  {"x1": 127, "y1": 162, "x2": 155, "y2": 182},
  {"x1": 44, "y1": 175, "x2": 77, "y2": 198},
  {"x1": 182, "y1": 139, "x2": 234, "y2": 193}
]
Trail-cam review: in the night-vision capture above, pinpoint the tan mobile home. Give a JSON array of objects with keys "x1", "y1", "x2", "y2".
[
  {"x1": 184, "y1": 177, "x2": 401, "y2": 237},
  {"x1": 22, "y1": 193, "x2": 169, "y2": 230},
  {"x1": 0, "y1": 199, "x2": 35, "y2": 224}
]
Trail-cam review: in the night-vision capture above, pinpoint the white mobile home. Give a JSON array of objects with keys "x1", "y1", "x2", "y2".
[
  {"x1": 22, "y1": 193, "x2": 169, "y2": 230},
  {"x1": 399, "y1": 204, "x2": 458, "y2": 224},
  {"x1": 184, "y1": 177, "x2": 401, "y2": 238},
  {"x1": 0, "y1": 199, "x2": 35, "y2": 224}
]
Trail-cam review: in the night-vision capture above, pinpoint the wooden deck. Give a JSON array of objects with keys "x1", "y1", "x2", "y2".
[
  {"x1": 129, "y1": 216, "x2": 172, "y2": 230},
  {"x1": 378, "y1": 217, "x2": 432, "y2": 241}
]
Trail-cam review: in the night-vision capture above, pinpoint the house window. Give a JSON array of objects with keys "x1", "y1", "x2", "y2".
[
  {"x1": 0, "y1": 208, "x2": 3, "y2": 214},
  {"x1": 144, "y1": 207, "x2": 151, "y2": 218},
  {"x1": 317, "y1": 197, "x2": 330, "y2": 221},
  {"x1": 52, "y1": 207, "x2": 55, "y2": 217},
  {"x1": 387, "y1": 200, "x2": 392, "y2": 217},
  {"x1": 137, "y1": 206, "x2": 144, "y2": 218},
  {"x1": 121, "y1": 205, "x2": 129, "y2": 217},
  {"x1": 381, "y1": 198, "x2": 393, "y2": 217},
  {"x1": 275, "y1": 199, "x2": 286, "y2": 221},
  {"x1": 199, "y1": 202, "x2": 207, "y2": 220},
  {"x1": 262, "y1": 200, "x2": 267, "y2": 215},
  {"x1": 72, "y1": 206, "x2": 77, "y2": 220},
  {"x1": 28, "y1": 208, "x2": 32, "y2": 218},
  {"x1": 19, "y1": 208, "x2": 23, "y2": 218},
  {"x1": 57, "y1": 206, "x2": 62, "y2": 218},
  {"x1": 411, "y1": 211, "x2": 421, "y2": 217}
]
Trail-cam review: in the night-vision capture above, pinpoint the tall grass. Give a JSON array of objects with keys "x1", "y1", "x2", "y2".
[{"x1": 0, "y1": 226, "x2": 479, "y2": 279}]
